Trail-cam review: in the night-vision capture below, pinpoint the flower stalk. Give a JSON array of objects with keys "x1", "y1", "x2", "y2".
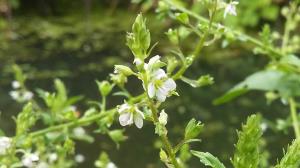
[
  {"x1": 289, "y1": 98, "x2": 300, "y2": 139},
  {"x1": 147, "y1": 98, "x2": 180, "y2": 168}
]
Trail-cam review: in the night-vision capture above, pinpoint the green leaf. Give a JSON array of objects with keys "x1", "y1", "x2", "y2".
[
  {"x1": 280, "y1": 55, "x2": 300, "y2": 68},
  {"x1": 232, "y1": 115, "x2": 262, "y2": 168},
  {"x1": 274, "y1": 140, "x2": 300, "y2": 168},
  {"x1": 191, "y1": 151, "x2": 226, "y2": 168},
  {"x1": 175, "y1": 13, "x2": 189, "y2": 24},
  {"x1": 214, "y1": 70, "x2": 284, "y2": 104},
  {"x1": 54, "y1": 79, "x2": 67, "y2": 102},
  {"x1": 184, "y1": 118, "x2": 204, "y2": 140},
  {"x1": 181, "y1": 75, "x2": 214, "y2": 88},
  {"x1": 214, "y1": 69, "x2": 300, "y2": 105},
  {"x1": 213, "y1": 89, "x2": 248, "y2": 105}
]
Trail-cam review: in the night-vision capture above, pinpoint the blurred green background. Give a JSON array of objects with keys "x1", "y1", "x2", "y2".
[{"x1": 0, "y1": 0, "x2": 295, "y2": 167}]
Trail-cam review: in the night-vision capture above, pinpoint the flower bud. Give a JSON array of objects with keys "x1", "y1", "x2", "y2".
[
  {"x1": 166, "y1": 29, "x2": 179, "y2": 45},
  {"x1": 110, "y1": 73, "x2": 127, "y2": 86},
  {"x1": 97, "y1": 80, "x2": 113, "y2": 97},
  {"x1": 158, "y1": 110, "x2": 168, "y2": 126},
  {"x1": 159, "y1": 149, "x2": 168, "y2": 162},
  {"x1": 114, "y1": 65, "x2": 134, "y2": 76},
  {"x1": 197, "y1": 75, "x2": 214, "y2": 87}
]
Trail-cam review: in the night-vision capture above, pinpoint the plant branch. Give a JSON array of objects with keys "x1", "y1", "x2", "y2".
[
  {"x1": 163, "y1": 0, "x2": 283, "y2": 58},
  {"x1": 30, "y1": 109, "x2": 115, "y2": 137}
]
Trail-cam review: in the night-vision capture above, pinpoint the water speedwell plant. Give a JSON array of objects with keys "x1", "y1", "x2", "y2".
[{"x1": 1, "y1": 0, "x2": 300, "y2": 167}]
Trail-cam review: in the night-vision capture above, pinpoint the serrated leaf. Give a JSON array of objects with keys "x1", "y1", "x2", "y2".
[
  {"x1": 191, "y1": 151, "x2": 226, "y2": 168},
  {"x1": 275, "y1": 140, "x2": 300, "y2": 168}
]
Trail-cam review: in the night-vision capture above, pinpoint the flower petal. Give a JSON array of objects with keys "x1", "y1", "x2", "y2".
[
  {"x1": 118, "y1": 103, "x2": 130, "y2": 113},
  {"x1": 148, "y1": 55, "x2": 160, "y2": 65},
  {"x1": 119, "y1": 112, "x2": 132, "y2": 126},
  {"x1": 153, "y1": 69, "x2": 167, "y2": 79},
  {"x1": 135, "y1": 107, "x2": 145, "y2": 119},
  {"x1": 156, "y1": 88, "x2": 167, "y2": 102},
  {"x1": 148, "y1": 82, "x2": 155, "y2": 98},
  {"x1": 163, "y1": 79, "x2": 176, "y2": 91},
  {"x1": 134, "y1": 113, "x2": 144, "y2": 129}
]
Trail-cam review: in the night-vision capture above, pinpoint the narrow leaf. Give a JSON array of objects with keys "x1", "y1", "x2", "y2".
[{"x1": 191, "y1": 151, "x2": 226, "y2": 168}]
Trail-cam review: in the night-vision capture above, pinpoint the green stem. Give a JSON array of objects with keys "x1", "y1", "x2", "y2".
[
  {"x1": 289, "y1": 98, "x2": 300, "y2": 139},
  {"x1": 148, "y1": 99, "x2": 180, "y2": 168},
  {"x1": 31, "y1": 109, "x2": 115, "y2": 137},
  {"x1": 281, "y1": 2, "x2": 297, "y2": 52},
  {"x1": 101, "y1": 96, "x2": 106, "y2": 112},
  {"x1": 163, "y1": 0, "x2": 283, "y2": 58},
  {"x1": 29, "y1": 93, "x2": 146, "y2": 137},
  {"x1": 172, "y1": 0, "x2": 216, "y2": 80}
]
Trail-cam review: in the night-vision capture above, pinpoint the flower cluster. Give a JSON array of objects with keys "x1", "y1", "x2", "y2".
[
  {"x1": 9, "y1": 81, "x2": 34, "y2": 102},
  {"x1": 116, "y1": 55, "x2": 176, "y2": 129}
]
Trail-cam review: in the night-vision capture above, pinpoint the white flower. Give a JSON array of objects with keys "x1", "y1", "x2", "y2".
[
  {"x1": 133, "y1": 58, "x2": 143, "y2": 66},
  {"x1": 224, "y1": 1, "x2": 239, "y2": 18},
  {"x1": 22, "y1": 153, "x2": 39, "y2": 168},
  {"x1": 147, "y1": 69, "x2": 176, "y2": 102},
  {"x1": 75, "y1": 154, "x2": 85, "y2": 163},
  {"x1": 158, "y1": 110, "x2": 168, "y2": 126},
  {"x1": 107, "y1": 162, "x2": 118, "y2": 168},
  {"x1": 12, "y1": 81, "x2": 21, "y2": 89},
  {"x1": 144, "y1": 55, "x2": 160, "y2": 70},
  {"x1": 118, "y1": 102, "x2": 145, "y2": 129},
  {"x1": 73, "y1": 127, "x2": 86, "y2": 137},
  {"x1": 9, "y1": 90, "x2": 20, "y2": 100},
  {"x1": 0, "y1": 137, "x2": 12, "y2": 155},
  {"x1": 49, "y1": 153, "x2": 58, "y2": 163},
  {"x1": 144, "y1": 55, "x2": 165, "y2": 72},
  {"x1": 260, "y1": 122, "x2": 268, "y2": 132},
  {"x1": 23, "y1": 91, "x2": 34, "y2": 101}
]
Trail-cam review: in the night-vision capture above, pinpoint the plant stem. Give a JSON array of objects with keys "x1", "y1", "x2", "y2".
[
  {"x1": 29, "y1": 93, "x2": 146, "y2": 137},
  {"x1": 172, "y1": 0, "x2": 216, "y2": 80},
  {"x1": 148, "y1": 99, "x2": 180, "y2": 168},
  {"x1": 281, "y1": 2, "x2": 297, "y2": 51},
  {"x1": 30, "y1": 109, "x2": 115, "y2": 137},
  {"x1": 101, "y1": 96, "x2": 106, "y2": 112},
  {"x1": 289, "y1": 98, "x2": 300, "y2": 139}
]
